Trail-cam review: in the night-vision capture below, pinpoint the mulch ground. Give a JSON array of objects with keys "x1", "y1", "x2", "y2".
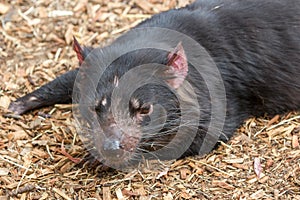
[{"x1": 0, "y1": 0, "x2": 299, "y2": 199}]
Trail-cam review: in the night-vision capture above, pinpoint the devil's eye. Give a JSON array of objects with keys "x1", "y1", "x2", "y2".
[
  {"x1": 94, "y1": 96, "x2": 107, "y2": 112},
  {"x1": 129, "y1": 98, "x2": 153, "y2": 116},
  {"x1": 139, "y1": 104, "x2": 153, "y2": 115}
]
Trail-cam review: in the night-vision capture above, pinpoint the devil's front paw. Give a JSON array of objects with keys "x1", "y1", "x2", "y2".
[
  {"x1": 8, "y1": 95, "x2": 40, "y2": 115},
  {"x1": 8, "y1": 100, "x2": 28, "y2": 115}
]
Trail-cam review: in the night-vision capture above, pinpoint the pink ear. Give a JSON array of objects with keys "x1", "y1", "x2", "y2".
[
  {"x1": 166, "y1": 42, "x2": 188, "y2": 89},
  {"x1": 73, "y1": 36, "x2": 84, "y2": 65}
]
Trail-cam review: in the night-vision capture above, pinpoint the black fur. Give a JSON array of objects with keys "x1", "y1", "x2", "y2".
[{"x1": 9, "y1": 0, "x2": 300, "y2": 160}]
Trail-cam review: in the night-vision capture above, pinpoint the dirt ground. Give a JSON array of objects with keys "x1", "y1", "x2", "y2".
[{"x1": 0, "y1": 0, "x2": 299, "y2": 199}]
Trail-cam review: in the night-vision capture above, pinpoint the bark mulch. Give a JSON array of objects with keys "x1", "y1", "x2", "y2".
[{"x1": 0, "y1": 0, "x2": 299, "y2": 199}]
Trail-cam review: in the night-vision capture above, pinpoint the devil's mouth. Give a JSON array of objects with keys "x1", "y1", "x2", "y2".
[{"x1": 98, "y1": 149, "x2": 139, "y2": 169}]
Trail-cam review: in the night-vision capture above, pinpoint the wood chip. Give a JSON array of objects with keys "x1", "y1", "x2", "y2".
[
  {"x1": 134, "y1": 0, "x2": 155, "y2": 13},
  {"x1": 292, "y1": 135, "x2": 299, "y2": 148},
  {"x1": 0, "y1": 96, "x2": 10, "y2": 109},
  {"x1": 250, "y1": 189, "x2": 265, "y2": 199},
  {"x1": 48, "y1": 10, "x2": 74, "y2": 17},
  {"x1": 103, "y1": 187, "x2": 112, "y2": 200},
  {"x1": 211, "y1": 180, "x2": 235, "y2": 190},
  {"x1": 267, "y1": 115, "x2": 280, "y2": 126},
  {"x1": 223, "y1": 158, "x2": 244, "y2": 164},
  {"x1": 254, "y1": 157, "x2": 262, "y2": 179},
  {"x1": 52, "y1": 188, "x2": 72, "y2": 200},
  {"x1": 156, "y1": 167, "x2": 169, "y2": 179},
  {"x1": 0, "y1": 3, "x2": 10, "y2": 14},
  {"x1": 116, "y1": 188, "x2": 125, "y2": 200},
  {"x1": 74, "y1": 0, "x2": 88, "y2": 12},
  {"x1": 0, "y1": 168, "x2": 9, "y2": 176},
  {"x1": 180, "y1": 168, "x2": 190, "y2": 180},
  {"x1": 7, "y1": 130, "x2": 29, "y2": 141}
]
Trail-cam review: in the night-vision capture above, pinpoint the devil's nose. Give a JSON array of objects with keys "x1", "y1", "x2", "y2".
[
  {"x1": 104, "y1": 139, "x2": 120, "y2": 150},
  {"x1": 103, "y1": 139, "x2": 123, "y2": 157}
]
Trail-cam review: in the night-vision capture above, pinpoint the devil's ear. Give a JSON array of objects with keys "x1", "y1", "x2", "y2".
[
  {"x1": 73, "y1": 37, "x2": 93, "y2": 65},
  {"x1": 165, "y1": 42, "x2": 188, "y2": 89}
]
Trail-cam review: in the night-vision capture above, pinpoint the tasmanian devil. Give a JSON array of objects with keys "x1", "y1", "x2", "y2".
[{"x1": 8, "y1": 0, "x2": 300, "y2": 168}]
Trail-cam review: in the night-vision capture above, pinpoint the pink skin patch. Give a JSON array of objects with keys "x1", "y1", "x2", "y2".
[
  {"x1": 73, "y1": 37, "x2": 84, "y2": 65},
  {"x1": 166, "y1": 42, "x2": 188, "y2": 89},
  {"x1": 121, "y1": 135, "x2": 140, "y2": 152}
]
